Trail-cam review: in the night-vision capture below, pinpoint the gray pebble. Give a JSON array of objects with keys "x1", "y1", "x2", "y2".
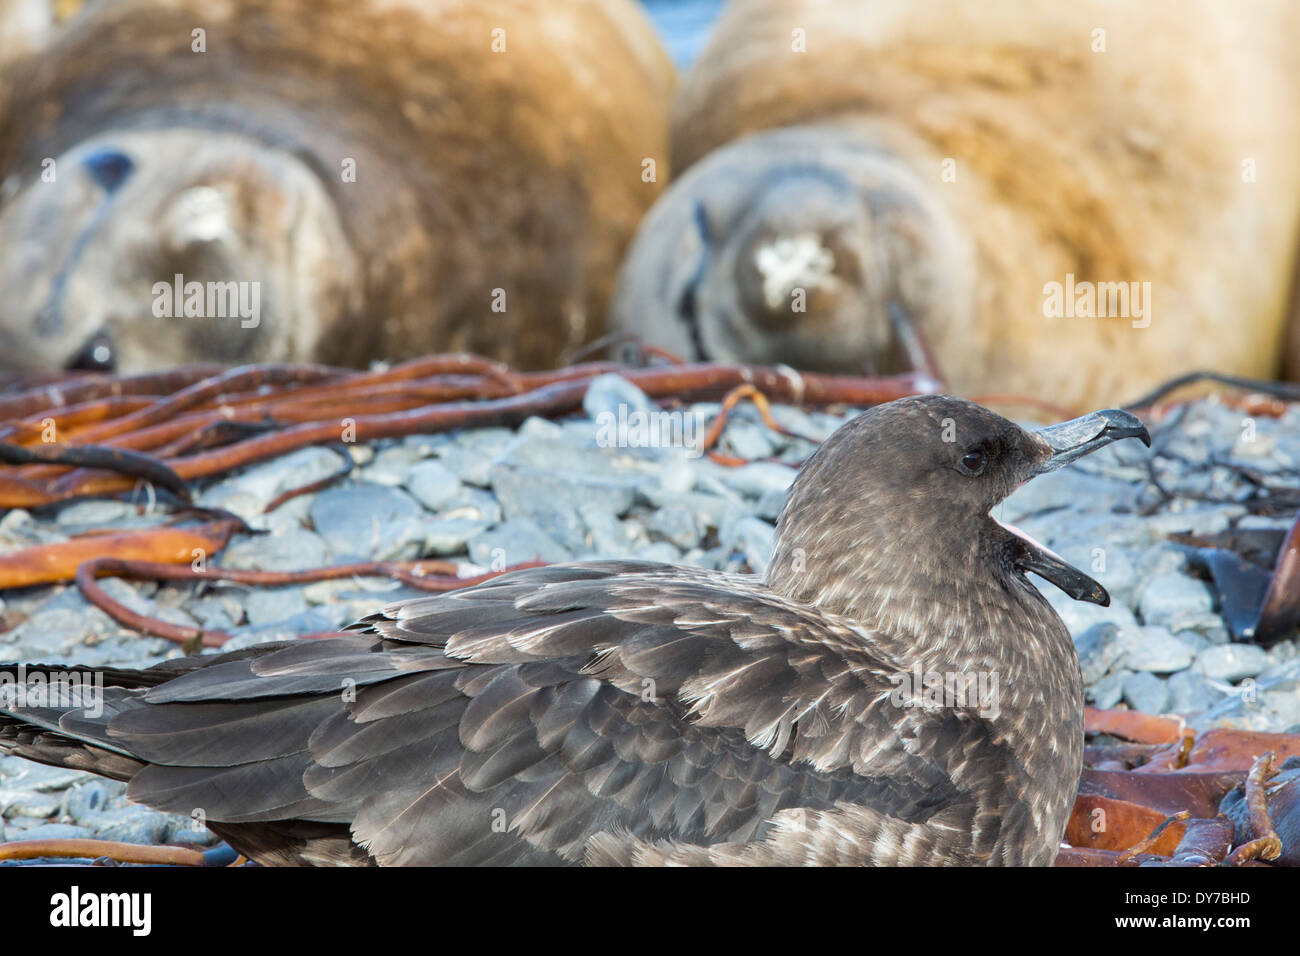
[
  {"x1": 1118, "y1": 626, "x2": 1194, "y2": 674},
  {"x1": 468, "y1": 519, "x2": 572, "y2": 566},
  {"x1": 1142, "y1": 505, "x2": 1246, "y2": 538},
  {"x1": 423, "y1": 517, "x2": 493, "y2": 555},
  {"x1": 186, "y1": 594, "x2": 244, "y2": 631},
  {"x1": 579, "y1": 505, "x2": 641, "y2": 557},
  {"x1": 491, "y1": 463, "x2": 637, "y2": 522},
  {"x1": 724, "y1": 517, "x2": 776, "y2": 576},
  {"x1": 999, "y1": 469, "x2": 1136, "y2": 524},
  {"x1": 707, "y1": 461, "x2": 797, "y2": 499},
  {"x1": 164, "y1": 818, "x2": 220, "y2": 846},
  {"x1": 404, "y1": 460, "x2": 462, "y2": 511},
  {"x1": 1166, "y1": 670, "x2": 1227, "y2": 715},
  {"x1": 55, "y1": 500, "x2": 139, "y2": 528},
  {"x1": 1121, "y1": 671, "x2": 1169, "y2": 714},
  {"x1": 1138, "y1": 572, "x2": 1214, "y2": 628},
  {"x1": 720, "y1": 421, "x2": 777, "y2": 460},
  {"x1": 79, "y1": 806, "x2": 171, "y2": 845},
  {"x1": 0, "y1": 788, "x2": 59, "y2": 819},
  {"x1": 1073, "y1": 623, "x2": 1123, "y2": 684},
  {"x1": 63, "y1": 780, "x2": 124, "y2": 819},
  {"x1": 219, "y1": 527, "x2": 329, "y2": 573},
  {"x1": 360, "y1": 443, "x2": 426, "y2": 486},
  {"x1": 243, "y1": 588, "x2": 309, "y2": 627},
  {"x1": 432, "y1": 444, "x2": 496, "y2": 487},
  {"x1": 582, "y1": 373, "x2": 658, "y2": 421},
  {"x1": 756, "y1": 488, "x2": 787, "y2": 521},
  {"x1": 1050, "y1": 540, "x2": 1141, "y2": 609},
  {"x1": 1088, "y1": 670, "x2": 1127, "y2": 709},
  {"x1": 636, "y1": 542, "x2": 683, "y2": 565},
  {"x1": 14, "y1": 823, "x2": 95, "y2": 841},
  {"x1": 309, "y1": 483, "x2": 427, "y2": 561},
  {"x1": 1040, "y1": 586, "x2": 1141, "y2": 645},
  {"x1": 1196, "y1": 644, "x2": 1270, "y2": 682},
  {"x1": 199, "y1": 446, "x2": 345, "y2": 515},
  {"x1": 5, "y1": 604, "x2": 121, "y2": 656},
  {"x1": 648, "y1": 505, "x2": 699, "y2": 551}
]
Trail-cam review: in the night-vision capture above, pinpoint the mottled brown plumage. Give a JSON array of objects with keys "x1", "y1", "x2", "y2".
[{"x1": 0, "y1": 397, "x2": 1149, "y2": 865}]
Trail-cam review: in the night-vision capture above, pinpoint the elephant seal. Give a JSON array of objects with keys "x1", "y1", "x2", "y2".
[
  {"x1": 0, "y1": 0, "x2": 673, "y2": 372},
  {"x1": 611, "y1": 0, "x2": 1300, "y2": 408}
]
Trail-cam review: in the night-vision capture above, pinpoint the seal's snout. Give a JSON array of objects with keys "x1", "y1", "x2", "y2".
[{"x1": 1032, "y1": 408, "x2": 1150, "y2": 475}]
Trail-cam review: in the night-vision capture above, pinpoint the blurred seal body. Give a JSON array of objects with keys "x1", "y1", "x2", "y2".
[
  {"x1": 612, "y1": 0, "x2": 1300, "y2": 408},
  {"x1": 0, "y1": 0, "x2": 673, "y2": 372}
]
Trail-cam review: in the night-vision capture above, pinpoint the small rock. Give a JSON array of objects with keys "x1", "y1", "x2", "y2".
[
  {"x1": 1040, "y1": 586, "x2": 1141, "y2": 645},
  {"x1": 636, "y1": 542, "x2": 683, "y2": 564},
  {"x1": 1118, "y1": 626, "x2": 1194, "y2": 674},
  {"x1": 243, "y1": 588, "x2": 309, "y2": 627},
  {"x1": 724, "y1": 516, "x2": 776, "y2": 576},
  {"x1": 1196, "y1": 644, "x2": 1270, "y2": 682},
  {"x1": 432, "y1": 444, "x2": 496, "y2": 487},
  {"x1": 200, "y1": 446, "x2": 345, "y2": 514},
  {"x1": 647, "y1": 505, "x2": 699, "y2": 551},
  {"x1": 361, "y1": 443, "x2": 426, "y2": 486},
  {"x1": 422, "y1": 517, "x2": 493, "y2": 555},
  {"x1": 1074, "y1": 623, "x2": 1123, "y2": 684},
  {"x1": 309, "y1": 483, "x2": 427, "y2": 561},
  {"x1": 1121, "y1": 671, "x2": 1169, "y2": 714},
  {"x1": 708, "y1": 461, "x2": 797, "y2": 499},
  {"x1": 80, "y1": 806, "x2": 171, "y2": 845},
  {"x1": 404, "y1": 460, "x2": 462, "y2": 512},
  {"x1": 186, "y1": 594, "x2": 244, "y2": 631},
  {"x1": 5, "y1": 604, "x2": 120, "y2": 655},
  {"x1": 756, "y1": 488, "x2": 787, "y2": 521},
  {"x1": 579, "y1": 505, "x2": 641, "y2": 557},
  {"x1": 1088, "y1": 670, "x2": 1127, "y2": 709},
  {"x1": 164, "y1": 818, "x2": 220, "y2": 846},
  {"x1": 1262, "y1": 656, "x2": 1300, "y2": 682},
  {"x1": 220, "y1": 527, "x2": 329, "y2": 572},
  {"x1": 0, "y1": 758, "x2": 92, "y2": 793},
  {"x1": 720, "y1": 421, "x2": 777, "y2": 460},
  {"x1": 1166, "y1": 670, "x2": 1228, "y2": 715},
  {"x1": 1138, "y1": 572, "x2": 1214, "y2": 628},
  {"x1": 0, "y1": 788, "x2": 59, "y2": 819},
  {"x1": 468, "y1": 519, "x2": 572, "y2": 566},
  {"x1": 583, "y1": 373, "x2": 659, "y2": 422},
  {"x1": 54, "y1": 500, "x2": 138, "y2": 528},
  {"x1": 999, "y1": 470, "x2": 1135, "y2": 524},
  {"x1": 491, "y1": 464, "x2": 637, "y2": 521},
  {"x1": 63, "y1": 780, "x2": 123, "y2": 819},
  {"x1": 1051, "y1": 541, "x2": 1141, "y2": 609},
  {"x1": 1143, "y1": 505, "x2": 1246, "y2": 539},
  {"x1": 14, "y1": 823, "x2": 95, "y2": 841}
]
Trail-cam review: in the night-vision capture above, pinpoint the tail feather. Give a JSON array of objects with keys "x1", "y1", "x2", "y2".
[{"x1": 0, "y1": 644, "x2": 299, "y2": 781}]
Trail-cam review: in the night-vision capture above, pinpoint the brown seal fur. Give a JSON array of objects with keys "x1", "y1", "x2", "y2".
[
  {"x1": 612, "y1": 0, "x2": 1300, "y2": 409},
  {"x1": 0, "y1": 0, "x2": 673, "y2": 372}
]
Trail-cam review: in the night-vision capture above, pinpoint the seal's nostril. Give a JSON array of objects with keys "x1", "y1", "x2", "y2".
[
  {"x1": 82, "y1": 148, "x2": 135, "y2": 194},
  {"x1": 68, "y1": 332, "x2": 116, "y2": 372}
]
